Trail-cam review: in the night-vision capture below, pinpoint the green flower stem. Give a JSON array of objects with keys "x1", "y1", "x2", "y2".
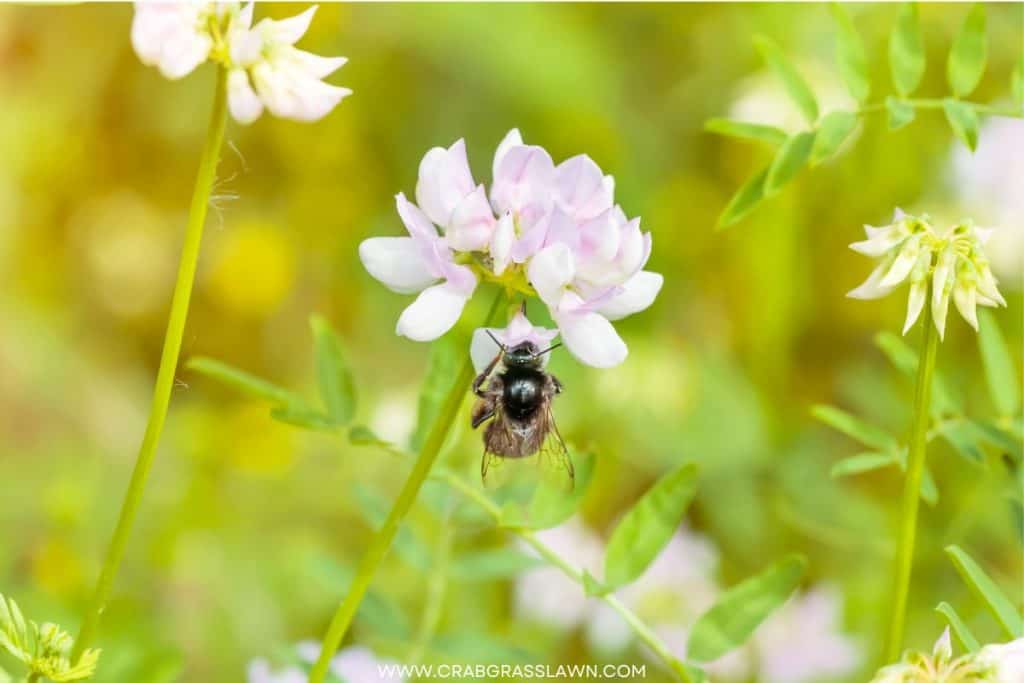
[
  {"x1": 309, "y1": 292, "x2": 507, "y2": 683},
  {"x1": 885, "y1": 290, "x2": 940, "y2": 663},
  {"x1": 72, "y1": 66, "x2": 229, "y2": 661},
  {"x1": 434, "y1": 470, "x2": 693, "y2": 683}
]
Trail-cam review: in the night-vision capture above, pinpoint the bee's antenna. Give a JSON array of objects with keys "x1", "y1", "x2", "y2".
[
  {"x1": 533, "y1": 342, "x2": 562, "y2": 358},
  {"x1": 486, "y1": 330, "x2": 507, "y2": 352}
]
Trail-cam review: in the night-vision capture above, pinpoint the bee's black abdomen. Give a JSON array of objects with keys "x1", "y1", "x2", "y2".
[{"x1": 502, "y1": 367, "x2": 544, "y2": 421}]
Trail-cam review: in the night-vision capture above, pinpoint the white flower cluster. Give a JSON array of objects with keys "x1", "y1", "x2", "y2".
[
  {"x1": 131, "y1": 3, "x2": 350, "y2": 124},
  {"x1": 359, "y1": 130, "x2": 663, "y2": 368},
  {"x1": 515, "y1": 520, "x2": 861, "y2": 683},
  {"x1": 848, "y1": 209, "x2": 1006, "y2": 339},
  {"x1": 869, "y1": 630, "x2": 1024, "y2": 683}
]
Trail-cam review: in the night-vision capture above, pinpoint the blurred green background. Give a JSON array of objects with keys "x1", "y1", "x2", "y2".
[{"x1": 0, "y1": 3, "x2": 1021, "y2": 681}]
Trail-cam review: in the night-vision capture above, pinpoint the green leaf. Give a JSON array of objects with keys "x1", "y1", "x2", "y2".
[
  {"x1": 412, "y1": 336, "x2": 461, "y2": 450},
  {"x1": 889, "y1": 3, "x2": 926, "y2": 96},
  {"x1": 186, "y1": 357, "x2": 303, "y2": 407},
  {"x1": 874, "y1": 332, "x2": 961, "y2": 416},
  {"x1": 830, "y1": 452, "x2": 897, "y2": 478},
  {"x1": 812, "y1": 404, "x2": 898, "y2": 451},
  {"x1": 937, "y1": 419, "x2": 988, "y2": 465},
  {"x1": 936, "y1": 602, "x2": 981, "y2": 652},
  {"x1": 811, "y1": 111, "x2": 858, "y2": 166},
  {"x1": 975, "y1": 421, "x2": 1023, "y2": 463},
  {"x1": 716, "y1": 168, "x2": 768, "y2": 230},
  {"x1": 754, "y1": 36, "x2": 819, "y2": 123},
  {"x1": 311, "y1": 315, "x2": 357, "y2": 426},
  {"x1": 978, "y1": 309, "x2": 1021, "y2": 417},
  {"x1": 449, "y1": 548, "x2": 544, "y2": 581},
  {"x1": 765, "y1": 132, "x2": 815, "y2": 195},
  {"x1": 831, "y1": 4, "x2": 870, "y2": 102},
  {"x1": 946, "y1": 544, "x2": 1023, "y2": 637},
  {"x1": 0, "y1": 593, "x2": 30, "y2": 661},
  {"x1": 687, "y1": 555, "x2": 807, "y2": 661},
  {"x1": 269, "y1": 405, "x2": 335, "y2": 432},
  {"x1": 527, "y1": 452, "x2": 595, "y2": 529},
  {"x1": 704, "y1": 119, "x2": 788, "y2": 146},
  {"x1": 582, "y1": 570, "x2": 610, "y2": 597},
  {"x1": 886, "y1": 96, "x2": 916, "y2": 130},
  {"x1": 944, "y1": 98, "x2": 979, "y2": 151},
  {"x1": 603, "y1": 463, "x2": 699, "y2": 589},
  {"x1": 947, "y1": 4, "x2": 987, "y2": 97}
]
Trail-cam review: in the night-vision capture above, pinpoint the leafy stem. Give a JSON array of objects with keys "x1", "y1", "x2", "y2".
[
  {"x1": 433, "y1": 469, "x2": 693, "y2": 683},
  {"x1": 71, "y1": 66, "x2": 230, "y2": 662},
  {"x1": 886, "y1": 282, "x2": 940, "y2": 663},
  {"x1": 857, "y1": 97, "x2": 1023, "y2": 119},
  {"x1": 308, "y1": 291, "x2": 508, "y2": 683}
]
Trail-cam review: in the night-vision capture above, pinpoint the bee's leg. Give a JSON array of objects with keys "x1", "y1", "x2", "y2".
[
  {"x1": 471, "y1": 396, "x2": 496, "y2": 429},
  {"x1": 472, "y1": 353, "x2": 503, "y2": 397},
  {"x1": 549, "y1": 374, "x2": 564, "y2": 395}
]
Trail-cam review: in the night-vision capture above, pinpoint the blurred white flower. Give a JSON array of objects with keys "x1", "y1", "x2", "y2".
[
  {"x1": 131, "y1": 3, "x2": 349, "y2": 124},
  {"x1": 227, "y1": 4, "x2": 351, "y2": 124},
  {"x1": 515, "y1": 517, "x2": 604, "y2": 630},
  {"x1": 752, "y1": 586, "x2": 862, "y2": 683},
  {"x1": 131, "y1": 2, "x2": 222, "y2": 80},
  {"x1": 359, "y1": 130, "x2": 663, "y2": 368},
  {"x1": 249, "y1": 642, "x2": 405, "y2": 683},
  {"x1": 975, "y1": 638, "x2": 1024, "y2": 683},
  {"x1": 948, "y1": 118, "x2": 1024, "y2": 286},
  {"x1": 848, "y1": 210, "x2": 1006, "y2": 339}
]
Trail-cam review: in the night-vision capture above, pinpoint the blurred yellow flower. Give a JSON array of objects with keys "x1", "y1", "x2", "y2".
[
  {"x1": 207, "y1": 221, "x2": 297, "y2": 318},
  {"x1": 224, "y1": 402, "x2": 297, "y2": 475},
  {"x1": 30, "y1": 538, "x2": 83, "y2": 597}
]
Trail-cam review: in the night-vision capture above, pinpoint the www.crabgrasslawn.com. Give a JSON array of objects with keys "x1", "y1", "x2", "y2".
[{"x1": 375, "y1": 664, "x2": 649, "y2": 680}]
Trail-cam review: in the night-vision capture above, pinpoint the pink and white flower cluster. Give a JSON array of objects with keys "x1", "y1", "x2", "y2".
[
  {"x1": 131, "y1": 3, "x2": 350, "y2": 124},
  {"x1": 359, "y1": 130, "x2": 663, "y2": 368}
]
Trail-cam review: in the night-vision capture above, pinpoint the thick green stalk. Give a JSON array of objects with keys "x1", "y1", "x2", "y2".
[
  {"x1": 309, "y1": 292, "x2": 506, "y2": 682},
  {"x1": 885, "y1": 292, "x2": 940, "y2": 663},
  {"x1": 72, "y1": 66, "x2": 229, "y2": 661},
  {"x1": 434, "y1": 470, "x2": 692, "y2": 683}
]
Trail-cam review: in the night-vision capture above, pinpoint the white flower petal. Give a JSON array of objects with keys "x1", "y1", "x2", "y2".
[
  {"x1": 263, "y1": 5, "x2": 316, "y2": 46},
  {"x1": 902, "y1": 280, "x2": 927, "y2": 334},
  {"x1": 396, "y1": 283, "x2": 470, "y2": 341},
  {"x1": 847, "y1": 262, "x2": 896, "y2": 300},
  {"x1": 447, "y1": 185, "x2": 496, "y2": 251},
  {"x1": 492, "y1": 128, "x2": 524, "y2": 180},
  {"x1": 288, "y1": 48, "x2": 347, "y2": 79},
  {"x1": 227, "y1": 68, "x2": 263, "y2": 124},
  {"x1": 556, "y1": 154, "x2": 613, "y2": 220},
  {"x1": 557, "y1": 311, "x2": 627, "y2": 368},
  {"x1": 953, "y1": 281, "x2": 979, "y2": 331},
  {"x1": 491, "y1": 144, "x2": 556, "y2": 216},
  {"x1": 359, "y1": 237, "x2": 437, "y2": 294},
  {"x1": 394, "y1": 193, "x2": 438, "y2": 242},
  {"x1": 132, "y1": 3, "x2": 211, "y2": 79},
  {"x1": 878, "y1": 236, "x2": 921, "y2": 288},
  {"x1": 415, "y1": 139, "x2": 476, "y2": 227},
  {"x1": 491, "y1": 212, "x2": 515, "y2": 275},
  {"x1": 470, "y1": 327, "x2": 503, "y2": 373},
  {"x1": 528, "y1": 243, "x2": 575, "y2": 305},
  {"x1": 598, "y1": 271, "x2": 663, "y2": 321}
]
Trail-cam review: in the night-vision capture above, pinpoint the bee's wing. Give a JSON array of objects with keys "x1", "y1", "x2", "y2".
[
  {"x1": 534, "y1": 404, "x2": 574, "y2": 491},
  {"x1": 480, "y1": 406, "x2": 512, "y2": 488}
]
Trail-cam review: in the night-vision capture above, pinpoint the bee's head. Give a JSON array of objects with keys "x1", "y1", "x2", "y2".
[{"x1": 505, "y1": 341, "x2": 542, "y2": 368}]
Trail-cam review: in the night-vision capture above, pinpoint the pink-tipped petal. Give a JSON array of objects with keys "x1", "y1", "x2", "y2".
[
  {"x1": 598, "y1": 271, "x2": 663, "y2": 321},
  {"x1": 556, "y1": 154, "x2": 613, "y2": 220},
  {"x1": 557, "y1": 311, "x2": 628, "y2": 368},
  {"x1": 491, "y1": 212, "x2": 515, "y2": 275},
  {"x1": 359, "y1": 237, "x2": 437, "y2": 294},
  {"x1": 395, "y1": 193, "x2": 439, "y2": 243},
  {"x1": 447, "y1": 185, "x2": 496, "y2": 251},
  {"x1": 492, "y1": 128, "x2": 524, "y2": 180},
  {"x1": 416, "y1": 139, "x2": 476, "y2": 227}
]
